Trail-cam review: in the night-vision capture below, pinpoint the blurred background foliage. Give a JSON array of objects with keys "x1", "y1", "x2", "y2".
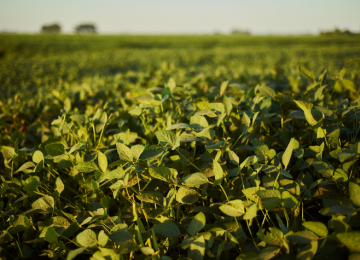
[{"x1": 1, "y1": 34, "x2": 360, "y2": 103}]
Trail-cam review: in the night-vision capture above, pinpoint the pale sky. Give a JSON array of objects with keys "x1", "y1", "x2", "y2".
[{"x1": 0, "y1": 0, "x2": 359, "y2": 34}]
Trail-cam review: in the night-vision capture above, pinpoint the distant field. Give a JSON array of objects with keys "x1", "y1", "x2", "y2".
[{"x1": 1, "y1": 34, "x2": 360, "y2": 101}]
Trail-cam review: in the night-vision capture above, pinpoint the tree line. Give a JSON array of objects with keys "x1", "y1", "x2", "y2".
[{"x1": 41, "y1": 23, "x2": 97, "y2": 34}]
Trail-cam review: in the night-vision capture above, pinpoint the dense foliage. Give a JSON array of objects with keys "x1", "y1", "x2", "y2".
[{"x1": 1, "y1": 35, "x2": 360, "y2": 260}]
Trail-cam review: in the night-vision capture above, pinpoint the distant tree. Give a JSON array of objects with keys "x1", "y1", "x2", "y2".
[
  {"x1": 74, "y1": 24, "x2": 97, "y2": 34},
  {"x1": 230, "y1": 28, "x2": 251, "y2": 36},
  {"x1": 41, "y1": 23, "x2": 61, "y2": 34},
  {"x1": 319, "y1": 28, "x2": 356, "y2": 36}
]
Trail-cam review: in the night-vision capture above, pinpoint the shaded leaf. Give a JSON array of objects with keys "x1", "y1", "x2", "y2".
[
  {"x1": 337, "y1": 232, "x2": 360, "y2": 253},
  {"x1": 153, "y1": 222, "x2": 180, "y2": 238},
  {"x1": 188, "y1": 212, "x2": 206, "y2": 236}
]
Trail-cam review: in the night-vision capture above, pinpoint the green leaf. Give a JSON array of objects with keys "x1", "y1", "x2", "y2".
[
  {"x1": 339, "y1": 68, "x2": 346, "y2": 80},
  {"x1": 223, "y1": 95, "x2": 233, "y2": 116},
  {"x1": 45, "y1": 143, "x2": 65, "y2": 156},
  {"x1": 9, "y1": 215, "x2": 31, "y2": 235},
  {"x1": 176, "y1": 187, "x2": 200, "y2": 204},
  {"x1": 342, "y1": 79, "x2": 357, "y2": 92},
  {"x1": 91, "y1": 179, "x2": 99, "y2": 192},
  {"x1": 76, "y1": 229, "x2": 97, "y2": 247},
  {"x1": 263, "y1": 197, "x2": 281, "y2": 211},
  {"x1": 287, "y1": 231, "x2": 318, "y2": 244},
  {"x1": 299, "y1": 66, "x2": 316, "y2": 81},
  {"x1": 206, "y1": 141, "x2": 224, "y2": 150},
  {"x1": 337, "y1": 232, "x2": 360, "y2": 253},
  {"x1": 309, "y1": 143, "x2": 324, "y2": 154},
  {"x1": 312, "y1": 160, "x2": 334, "y2": 178},
  {"x1": 256, "y1": 229, "x2": 283, "y2": 247},
  {"x1": 167, "y1": 78, "x2": 176, "y2": 92},
  {"x1": 243, "y1": 202, "x2": 257, "y2": 220},
  {"x1": 54, "y1": 177, "x2": 64, "y2": 196},
  {"x1": 15, "y1": 162, "x2": 35, "y2": 173},
  {"x1": 139, "y1": 145, "x2": 165, "y2": 160},
  {"x1": 351, "y1": 142, "x2": 360, "y2": 153},
  {"x1": 294, "y1": 100, "x2": 318, "y2": 126},
  {"x1": 235, "y1": 252, "x2": 258, "y2": 260},
  {"x1": 165, "y1": 188, "x2": 176, "y2": 207},
  {"x1": 32, "y1": 150, "x2": 44, "y2": 163},
  {"x1": 314, "y1": 85, "x2": 326, "y2": 101},
  {"x1": 275, "y1": 214, "x2": 288, "y2": 234},
  {"x1": 44, "y1": 216, "x2": 70, "y2": 227},
  {"x1": 0, "y1": 230, "x2": 13, "y2": 244},
  {"x1": 227, "y1": 150, "x2": 239, "y2": 165},
  {"x1": 1, "y1": 181, "x2": 8, "y2": 196},
  {"x1": 64, "y1": 97, "x2": 71, "y2": 112},
  {"x1": 182, "y1": 172, "x2": 208, "y2": 186},
  {"x1": 242, "y1": 186, "x2": 266, "y2": 201},
  {"x1": 319, "y1": 69, "x2": 327, "y2": 84},
  {"x1": 257, "y1": 85, "x2": 276, "y2": 99},
  {"x1": 149, "y1": 166, "x2": 176, "y2": 183},
  {"x1": 220, "y1": 81, "x2": 229, "y2": 97},
  {"x1": 188, "y1": 212, "x2": 206, "y2": 236},
  {"x1": 166, "y1": 123, "x2": 191, "y2": 130},
  {"x1": 242, "y1": 113, "x2": 251, "y2": 126},
  {"x1": 349, "y1": 181, "x2": 360, "y2": 207},
  {"x1": 188, "y1": 236, "x2": 205, "y2": 260},
  {"x1": 190, "y1": 115, "x2": 209, "y2": 131},
  {"x1": 98, "y1": 152, "x2": 108, "y2": 173},
  {"x1": 258, "y1": 247, "x2": 280, "y2": 260},
  {"x1": 219, "y1": 200, "x2": 245, "y2": 217},
  {"x1": 252, "y1": 139, "x2": 269, "y2": 158},
  {"x1": 282, "y1": 191, "x2": 298, "y2": 208},
  {"x1": 69, "y1": 143, "x2": 85, "y2": 154},
  {"x1": 339, "y1": 149, "x2": 356, "y2": 162},
  {"x1": 296, "y1": 241, "x2": 318, "y2": 260},
  {"x1": 282, "y1": 138, "x2": 297, "y2": 170},
  {"x1": 257, "y1": 190, "x2": 281, "y2": 211},
  {"x1": 58, "y1": 158, "x2": 71, "y2": 169},
  {"x1": 45, "y1": 227, "x2": 58, "y2": 243},
  {"x1": 104, "y1": 166, "x2": 124, "y2": 180},
  {"x1": 128, "y1": 107, "x2": 142, "y2": 116},
  {"x1": 75, "y1": 161, "x2": 99, "y2": 173},
  {"x1": 213, "y1": 159, "x2": 224, "y2": 186},
  {"x1": 334, "y1": 168, "x2": 348, "y2": 183},
  {"x1": 217, "y1": 240, "x2": 226, "y2": 259},
  {"x1": 140, "y1": 247, "x2": 155, "y2": 255},
  {"x1": 278, "y1": 170, "x2": 292, "y2": 179},
  {"x1": 153, "y1": 222, "x2": 180, "y2": 238},
  {"x1": 332, "y1": 205, "x2": 354, "y2": 216},
  {"x1": 67, "y1": 247, "x2": 86, "y2": 260},
  {"x1": 131, "y1": 144, "x2": 145, "y2": 160},
  {"x1": 0, "y1": 146, "x2": 15, "y2": 160},
  {"x1": 108, "y1": 230, "x2": 135, "y2": 248},
  {"x1": 116, "y1": 143, "x2": 133, "y2": 162},
  {"x1": 100, "y1": 111, "x2": 107, "y2": 124},
  {"x1": 208, "y1": 103, "x2": 225, "y2": 114},
  {"x1": 136, "y1": 190, "x2": 163, "y2": 205},
  {"x1": 155, "y1": 130, "x2": 178, "y2": 150},
  {"x1": 98, "y1": 230, "x2": 109, "y2": 247},
  {"x1": 70, "y1": 115, "x2": 86, "y2": 124},
  {"x1": 32, "y1": 196, "x2": 54, "y2": 212},
  {"x1": 302, "y1": 222, "x2": 328, "y2": 237}
]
